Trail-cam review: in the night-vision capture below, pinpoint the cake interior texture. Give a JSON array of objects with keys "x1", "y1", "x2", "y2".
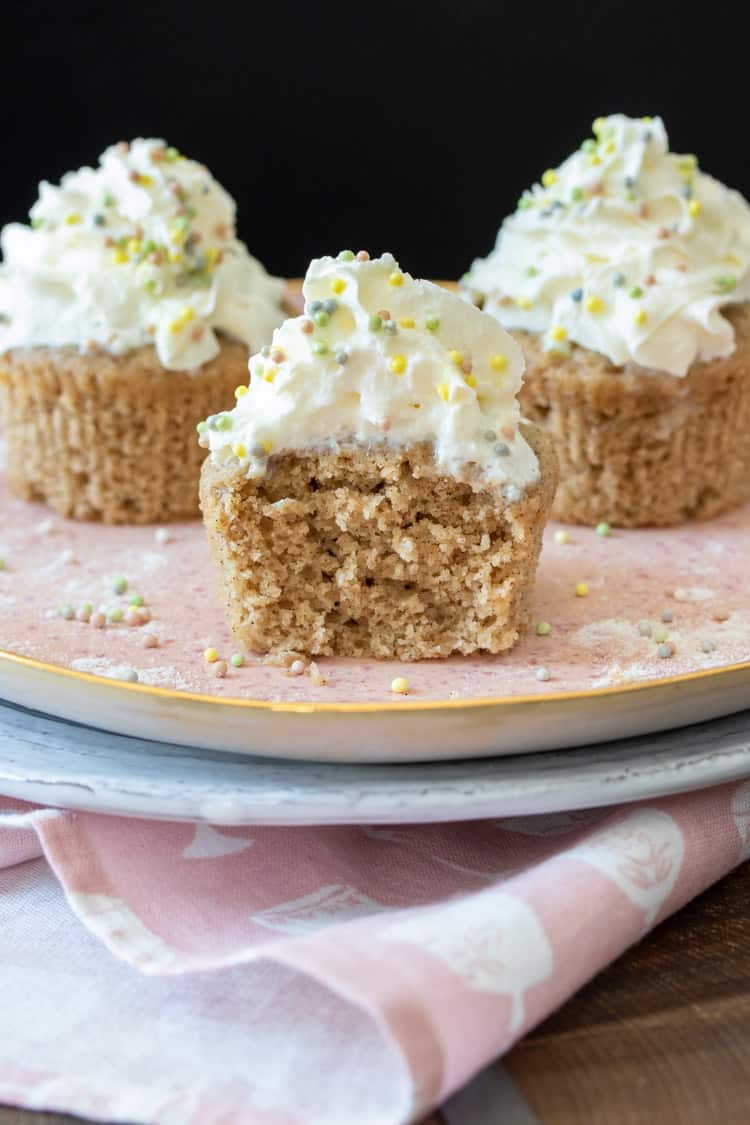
[
  {"x1": 0, "y1": 337, "x2": 248, "y2": 524},
  {"x1": 518, "y1": 302, "x2": 750, "y2": 527},
  {"x1": 201, "y1": 425, "x2": 557, "y2": 660}
]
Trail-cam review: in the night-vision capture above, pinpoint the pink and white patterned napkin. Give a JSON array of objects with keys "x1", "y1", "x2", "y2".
[{"x1": 1, "y1": 782, "x2": 749, "y2": 1124}]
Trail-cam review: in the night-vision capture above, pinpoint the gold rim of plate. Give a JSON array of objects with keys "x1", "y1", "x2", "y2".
[{"x1": 2, "y1": 647, "x2": 749, "y2": 715}]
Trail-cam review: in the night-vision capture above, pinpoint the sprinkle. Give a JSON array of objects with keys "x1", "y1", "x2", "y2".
[
  {"x1": 321, "y1": 304, "x2": 337, "y2": 319},
  {"x1": 554, "y1": 529, "x2": 570, "y2": 545},
  {"x1": 437, "y1": 383, "x2": 450, "y2": 402},
  {"x1": 550, "y1": 325, "x2": 567, "y2": 342},
  {"x1": 585, "y1": 295, "x2": 604, "y2": 314},
  {"x1": 575, "y1": 582, "x2": 589, "y2": 597},
  {"x1": 571, "y1": 288, "x2": 583, "y2": 302},
  {"x1": 212, "y1": 660, "x2": 228, "y2": 679},
  {"x1": 232, "y1": 442, "x2": 247, "y2": 459},
  {"x1": 541, "y1": 169, "x2": 558, "y2": 187},
  {"x1": 91, "y1": 611, "x2": 106, "y2": 629},
  {"x1": 571, "y1": 187, "x2": 585, "y2": 203},
  {"x1": 517, "y1": 195, "x2": 533, "y2": 210},
  {"x1": 596, "y1": 522, "x2": 611, "y2": 537},
  {"x1": 712, "y1": 608, "x2": 730, "y2": 622},
  {"x1": 235, "y1": 385, "x2": 248, "y2": 398},
  {"x1": 638, "y1": 621, "x2": 652, "y2": 637},
  {"x1": 634, "y1": 308, "x2": 648, "y2": 327},
  {"x1": 230, "y1": 653, "x2": 245, "y2": 668},
  {"x1": 490, "y1": 354, "x2": 508, "y2": 372},
  {"x1": 715, "y1": 275, "x2": 737, "y2": 294},
  {"x1": 653, "y1": 625, "x2": 670, "y2": 643},
  {"x1": 369, "y1": 314, "x2": 383, "y2": 332},
  {"x1": 399, "y1": 317, "x2": 416, "y2": 329},
  {"x1": 590, "y1": 155, "x2": 602, "y2": 166},
  {"x1": 536, "y1": 621, "x2": 551, "y2": 636},
  {"x1": 688, "y1": 199, "x2": 702, "y2": 218},
  {"x1": 465, "y1": 374, "x2": 477, "y2": 388},
  {"x1": 107, "y1": 607, "x2": 124, "y2": 624},
  {"x1": 657, "y1": 643, "x2": 673, "y2": 659},
  {"x1": 155, "y1": 528, "x2": 172, "y2": 545},
  {"x1": 516, "y1": 297, "x2": 533, "y2": 310},
  {"x1": 111, "y1": 576, "x2": 128, "y2": 594},
  {"x1": 536, "y1": 667, "x2": 551, "y2": 682},
  {"x1": 582, "y1": 139, "x2": 597, "y2": 154},
  {"x1": 261, "y1": 345, "x2": 272, "y2": 357},
  {"x1": 60, "y1": 548, "x2": 76, "y2": 564},
  {"x1": 313, "y1": 310, "x2": 330, "y2": 326},
  {"x1": 143, "y1": 632, "x2": 159, "y2": 649},
  {"x1": 124, "y1": 607, "x2": 142, "y2": 627},
  {"x1": 129, "y1": 594, "x2": 145, "y2": 607},
  {"x1": 629, "y1": 286, "x2": 644, "y2": 299},
  {"x1": 391, "y1": 676, "x2": 409, "y2": 695},
  {"x1": 383, "y1": 320, "x2": 398, "y2": 335},
  {"x1": 120, "y1": 668, "x2": 140, "y2": 683},
  {"x1": 337, "y1": 249, "x2": 355, "y2": 261},
  {"x1": 289, "y1": 659, "x2": 307, "y2": 677},
  {"x1": 494, "y1": 442, "x2": 510, "y2": 456},
  {"x1": 701, "y1": 639, "x2": 717, "y2": 653},
  {"x1": 448, "y1": 349, "x2": 463, "y2": 366},
  {"x1": 526, "y1": 266, "x2": 540, "y2": 277},
  {"x1": 334, "y1": 349, "x2": 349, "y2": 365},
  {"x1": 613, "y1": 273, "x2": 626, "y2": 287},
  {"x1": 388, "y1": 270, "x2": 404, "y2": 287},
  {"x1": 389, "y1": 355, "x2": 407, "y2": 375},
  {"x1": 65, "y1": 213, "x2": 82, "y2": 226},
  {"x1": 301, "y1": 319, "x2": 314, "y2": 334},
  {"x1": 313, "y1": 341, "x2": 329, "y2": 356},
  {"x1": 204, "y1": 647, "x2": 219, "y2": 663},
  {"x1": 425, "y1": 315, "x2": 440, "y2": 332},
  {"x1": 137, "y1": 607, "x2": 151, "y2": 625},
  {"x1": 58, "y1": 603, "x2": 75, "y2": 620},
  {"x1": 661, "y1": 608, "x2": 673, "y2": 622},
  {"x1": 356, "y1": 250, "x2": 370, "y2": 261},
  {"x1": 113, "y1": 249, "x2": 129, "y2": 265}
]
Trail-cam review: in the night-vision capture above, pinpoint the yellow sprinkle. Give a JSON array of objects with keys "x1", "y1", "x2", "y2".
[
  {"x1": 516, "y1": 296, "x2": 533, "y2": 310},
  {"x1": 634, "y1": 308, "x2": 648, "y2": 327},
  {"x1": 113, "y1": 249, "x2": 129, "y2": 264},
  {"x1": 388, "y1": 270, "x2": 404, "y2": 287},
  {"x1": 554, "y1": 529, "x2": 570, "y2": 545},
  {"x1": 550, "y1": 325, "x2": 567, "y2": 342},
  {"x1": 448, "y1": 349, "x2": 463, "y2": 366},
  {"x1": 231, "y1": 442, "x2": 247, "y2": 458},
  {"x1": 437, "y1": 382, "x2": 450, "y2": 402},
  {"x1": 127, "y1": 238, "x2": 141, "y2": 255},
  {"x1": 261, "y1": 439, "x2": 273, "y2": 454},
  {"x1": 138, "y1": 174, "x2": 154, "y2": 187},
  {"x1": 205, "y1": 246, "x2": 220, "y2": 267},
  {"x1": 603, "y1": 140, "x2": 616, "y2": 155},
  {"x1": 234, "y1": 385, "x2": 248, "y2": 398},
  {"x1": 263, "y1": 367, "x2": 277, "y2": 383},
  {"x1": 593, "y1": 116, "x2": 607, "y2": 135},
  {"x1": 390, "y1": 676, "x2": 409, "y2": 695},
  {"x1": 389, "y1": 354, "x2": 407, "y2": 375},
  {"x1": 168, "y1": 318, "x2": 183, "y2": 333},
  {"x1": 398, "y1": 316, "x2": 416, "y2": 329},
  {"x1": 585, "y1": 295, "x2": 605, "y2": 314},
  {"x1": 575, "y1": 582, "x2": 589, "y2": 597},
  {"x1": 541, "y1": 169, "x2": 558, "y2": 187},
  {"x1": 182, "y1": 306, "x2": 195, "y2": 323},
  {"x1": 585, "y1": 253, "x2": 610, "y2": 264},
  {"x1": 331, "y1": 278, "x2": 346, "y2": 294},
  {"x1": 204, "y1": 647, "x2": 219, "y2": 663},
  {"x1": 490, "y1": 353, "x2": 508, "y2": 372},
  {"x1": 168, "y1": 251, "x2": 183, "y2": 264},
  {"x1": 688, "y1": 199, "x2": 702, "y2": 218},
  {"x1": 65, "y1": 213, "x2": 82, "y2": 225},
  {"x1": 464, "y1": 373, "x2": 477, "y2": 388},
  {"x1": 641, "y1": 115, "x2": 653, "y2": 123},
  {"x1": 170, "y1": 229, "x2": 186, "y2": 245},
  {"x1": 590, "y1": 155, "x2": 602, "y2": 166}
]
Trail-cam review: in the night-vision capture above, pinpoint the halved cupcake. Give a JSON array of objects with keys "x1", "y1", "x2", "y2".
[
  {"x1": 463, "y1": 114, "x2": 750, "y2": 527},
  {"x1": 200, "y1": 251, "x2": 558, "y2": 660},
  {"x1": 0, "y1": 138, "x2": 286, "y2": 523}
]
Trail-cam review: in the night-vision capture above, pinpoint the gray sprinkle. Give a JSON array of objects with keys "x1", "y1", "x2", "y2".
[
  {"x1": 701, "y1": 639, "x2": 717, "y2": 653},
  {"x1": 661, "y1": 609, "x2": 673, "y2": 623},
  {"x1": 494, "y1": 442, "x2": 511, "y2": 457},
  {"x1": 334, "y1": 349, "x2": 348, "y2": 365},
  {"x1": 536, "y1": 667, "x2": 551, "y2": 682},
  {"x1": 308, "y1": 301, "x2": 323, "y2": 315},
  {"x1": 657, "y1": 643, "x2": 672, "y2": 658},
  {"x1": 120, "y1": 668, "x2": 139, "y2": 683},
  {"x1": 383, "y1": 320, "x2": 398, "y2": 335},
  {"x1": 58, "y1": 603, "x2": 75, "y2": 620},
  {"x1": 483, "y1": 430, "x2": 496, "y2": 442},
  {"x1": 323, "y1": 299, "x2": 338, "y2": 315},
  {"x1": 613, "y1": 272, "x2": 626, "y2": 287},
  {"x1": 260, "y1": 344, "x2": 272, "y2": 357},
  {"x1": 637, "y1": 621, "x2": 652, "y2": 637}
]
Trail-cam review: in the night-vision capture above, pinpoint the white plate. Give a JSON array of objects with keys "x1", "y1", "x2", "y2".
[{"x1": 1, "y1": 700, "x2": 749, "y2": 824}]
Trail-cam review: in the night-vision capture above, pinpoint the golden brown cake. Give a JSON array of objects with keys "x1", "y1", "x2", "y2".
[
  {"x1": 200, "y1": 251, "x2": 558, "y2": 660},
  {"x1": 0, "y1": 138, "x2": 286, "y2": 523},
  {"x1": 463, "y1": 114, "x2": 750, "y2": 527}
]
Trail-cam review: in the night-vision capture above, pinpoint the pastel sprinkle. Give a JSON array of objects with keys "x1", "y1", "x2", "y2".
[
  {"x1": 390, "y1": 355, "x2": 407, "y2": 375},
  {"x1": 111, "y1": 576, "x2": 128, "y2": 595},
  {"x1": 58, "y1": 603, "x2": 75, "y2": 620},
  {"x1": 91, "y1": 611, "x2": 106, "y2": 629},
  {"x1": 575, "y1": 582, "x2": 589, "y2": 597},
  {"x1": 688, "y1": 199, "x2": 702, "y2": 218},
  {"x1": 398, "y1": 317, "x2": 416, "y2": 329},
  {"x1": 634, "y1": 309, "x2": 648, "y2": 326},
  {"x1": 204, "y1": 647, "x2": 219, "y2": 663},
  {"x1": 425, "y1": 315, "x2": 441, "y2": 331},
  {"x1": 550, "y1": 326, "x2": 567, "y2": 342},
  {"x1": 235, "y1": 385, "x2": 248, "y2": 398},
  {"x1": 536, "y1": 667, "x2": 551, "y2": 682},
  {"x1": 75, "y1": 602, "x2": 92, "y2": 623},
  {"x1": 516, "y1": 297, "x2": 533, "y2": 310},
  {"x1": 448, "y1": 349, "x2": 463, "y2": 366},
  {"x1": 391, "y1": 676, "x2": 409, "y2": 695},
  {"x1": 107, "y1": 607, "x2": 124, "y2": 624},
  {"x1": 595, "y1": 522, "x2": 611, "y2": 537},
  {"x1": 143, "y1": 632, "x2": 159, "y2": 649},
  {"x1": 490, "y1": 354, "x2": 508, "y2": 372},
  {"x1": 129, "y1": 594, "x2": 145, "y2": 607},
  {"x1": 585, "y1": 295, "x2": 604, "y2": 314},
  {"x1": 661, "y1": 609, "x2": 674, "y2": 623},
  {"x1": 554, "y1": 529, "x2": 570, "y2": 544},
  {"x1": 212, "y1": 660, "x2": 228, "y2": 679},
  {"x1": 337, "y1": 249, "x2": 355, "y2": 261},
  {"x1": 638, "y1": 621, "x2": 652, "y2": 637},
  {"x1": 230, "y1": 653, "x2": 245, "y2": 668},
  {"x1": 657, "y1": 642, "x2": 673, "y2": 659},
  {"x1": 369, "y1": 314, "x2": 383, "y2": 332},
  {"x1": 437, "y1": 383, "x2": 450, "y2": 402},
  {"x1": 388, "y1": 271, "x2": 404, "y2": 287},
  {"x1": 536, "y1": 621, "x2": 551, "y2": 636},
  {"x1": 541, "y1": 169, "x2": 558, "y2": 187},
  {"x1": 119, "y1": 668, "x2": 139, "y2": 683},
  {"x1": 653, "y1": 626, "x2": 670, "y2": 643}
]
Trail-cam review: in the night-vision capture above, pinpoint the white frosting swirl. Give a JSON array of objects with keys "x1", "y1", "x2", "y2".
[
  {"x1": 464, "y1": 114, "x2": 750, "y2": 376},
  {"x1": 0, "y1": 138, "x2": 285, "y2": 371},
  {"x1": 204, "y1": 252, "x2": 539, "y2": 490}
]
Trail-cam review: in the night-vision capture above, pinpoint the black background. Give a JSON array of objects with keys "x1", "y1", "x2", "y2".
[{"x1": 3, "y1": 0, "x2": 748, "y2": 280}]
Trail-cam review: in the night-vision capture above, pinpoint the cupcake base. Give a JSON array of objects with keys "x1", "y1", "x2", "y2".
[
  {"x1": 0, "y1": 338, "x2": 249, "y2": 524},
  {"x1": 518, "y1": 303, "x2": 750, "y2": 527},
  {"x1": 200, "y1": 425, "x2": 558, "y2": 661}
]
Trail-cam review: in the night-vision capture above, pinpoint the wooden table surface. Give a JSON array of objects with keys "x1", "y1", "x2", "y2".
[{"x1": 2, "y1": 861, "x2": 749, "y2": 1125}]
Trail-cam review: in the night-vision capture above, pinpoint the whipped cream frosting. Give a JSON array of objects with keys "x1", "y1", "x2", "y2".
[
  {"x1": 0, "y1": 139, "x2": 285, "y2": 370},
  {"x1": 463, "y1": 115, "x2": 750, "y2": 376},
  {"x1": 203, "y1": 252, "x2": 539, "y2": 491}
]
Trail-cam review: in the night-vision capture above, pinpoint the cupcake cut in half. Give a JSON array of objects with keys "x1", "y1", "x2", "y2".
[
  {"x1": 200, "y1": 251, "x2": 558, "y2": 660},
  {"x1": 463, "y1": 114, "x2": 750, "y2": 527},
  {"x1": 0, "y1": 139, "x2": 286, "y2": 523}
]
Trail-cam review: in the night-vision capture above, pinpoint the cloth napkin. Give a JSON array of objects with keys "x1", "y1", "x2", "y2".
[{"x1": 1, "y1": 782, "x2": 749, "y2": 1125}]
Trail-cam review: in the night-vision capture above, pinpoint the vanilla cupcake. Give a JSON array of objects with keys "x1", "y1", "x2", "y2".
[
  {"x1": 0, "y1": 139, "x2": 286, "y2": 523},
  {"x1": 200, "y1": 251, "x2": 557, "y2": 660},
  {"x1": 463, "y1": 115, "x2": 750, "y2": 527}
]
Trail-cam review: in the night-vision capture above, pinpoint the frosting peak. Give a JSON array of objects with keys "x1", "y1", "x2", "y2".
[
  {"x1": 0, "y1": 138, "x2": 285, "y2": 370},
  {"x1": 464, "y1": 114, "x2": 750, "y2": 376},
  {"x1": 203, "y1": 252, "x2": 539, "y2": 490}
]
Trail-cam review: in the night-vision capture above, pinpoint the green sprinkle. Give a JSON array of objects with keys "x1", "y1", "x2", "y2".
[
  {"x1": 571, "y1": 186, "x2": 585, "y2": 203},
  {"x1": 165, "y1": 146, "x2": 180, "y2": 163},
  {"x1": 142, "y1": 278, "x2": 157, "y2": 293},
  {"x1": 582, "y1": 139, "x2": 597, "y2": 154},
  {"x1": 107, "y1": 607, "x2": 124, "y2": 624},
  {"x1": 111, "y1": 576, "x2": 128, "y2": 595},
  {"x1": 143, "y1": 239, "x2": 157, "y2": 254},
  {"x1": 369, "y1": 314, "x2": 383, "y2": 333},
  {"x1": 715, "y1": 275, "x2": 737, "y2": 295},
  {"x1": 103, "y1": 193, "x2": 115, "y2": 207},
  {"x1": 525, "y1": 266, "x2": 540, "y2": 277},
  {"x1": 129, "y1": 594, "x2": 144, "y2": 608},
  {"x1": 313, "y1": 310, "x2": 330, "y2": 327},
  {"x1": 196, "y1": 421, "x2": 208, "y2": 434},
  {"x1": 211, "y1": 414, "x2": 233, "y2": 432},
  {"x1": 425, "y1": 315, "x2": 441, "y2": 332},
  {"x1": 517, "y1": 194, "x2": 533, "y2": 211},
  {"x1": 30, "y1": 217, "x2": 43, "y2": 229},
  {"x1": 337, "y1": 249, "x2": 355, "y2": 261},
  {"x1": 230, "y1": 653, "x2": 245, "y2": 668},
  {"x1": 313, "y1": 340, "x2": 329, "y2": 356},
  {"x1": 596, "y1": 522, "x2": 611, "y2": 537},
  {"x1": 58, "y1": 602, "x2": 75, "y2": 620},
  {"x1": 629, "y1": 286, "x2": 644, "y2": 299},
  {"x1": 653, "y1": 625, "x2": 670, "y2": 644},
  {"x1": 536, "y1": 621, "x2": 551, "y2": 636},
  {"x1": 79, "y1": 601, "x2": 93, "y2": 614}
]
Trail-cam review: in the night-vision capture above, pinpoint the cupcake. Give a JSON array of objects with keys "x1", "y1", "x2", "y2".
[
  {"x1": 463, "y1": 114, "x2": 750, "y2": 527},
  {"x1": 200, "y1": 251, "x2": 557, "y2": 660},
  {"x1": 0, "y1": 139, "x2": 286, "y2": 523}
]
